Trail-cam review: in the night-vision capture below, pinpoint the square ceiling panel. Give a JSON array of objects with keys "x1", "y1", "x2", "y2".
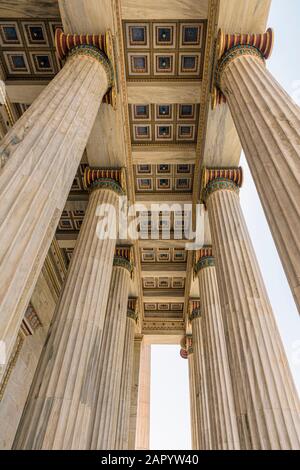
[
  {"x1": 130, "y1": 103, "x2": 199, "y2": 145},
  {"x1": 134, "y1": 164, "x2": 194, "y2": 193},
  {"x1": 0, "y1": 18, "x2": 62, "y2": 80},
  {"x1": 123, "y1": 20, "x2": 207, "y2": 81}
]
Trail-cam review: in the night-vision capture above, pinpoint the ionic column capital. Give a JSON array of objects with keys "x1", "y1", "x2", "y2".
[
  {"x1": 114, "y1": 246, "x2": 134, "y2": 275},
  {"x1": 194, "y1": 246, "x2": 215, "y2": 274},
  {"x1": 180, "y1": 334, "x2": 193, "y2": 358},
  {"x1": 127, "y1": 298, "x2": 138, "y2": 323},
  {"x1": 55, "y1": 29, "x2": 116, "y2": 108},
  {"x1": 189, "y1": 300, "x2": 202, "y2": 322},
  {"x1": 83, "y1": 167, "x2": 126, "y2": 196},
  {"x1": 201, "y1": 167, "x2": 243, "y2": 205},
  {"x1": 212, "y1": 28, "x2": 274, "y2": 108}
]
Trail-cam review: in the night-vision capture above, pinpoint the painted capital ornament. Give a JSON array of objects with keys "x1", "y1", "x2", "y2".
[
  {"x1": 83, "y1": 167, "x2": 126, "y2": 196},
  {"x1": 212, "y1": 28, "x2": 274, "y2": 109},
  {"x1": 127, "y1": 298, "x2": 138, "y2": 322},
  {"x1": 201, "y1": 167, "x2": 243, "y2": 206},
  {"x1": 194, "y1": 246, "x2": 215, "y2": 274},
  {"x1": 55, "y1": 29, "x2": 117, "y2": 108},
  {"x1": 114, "y1": 246, "x2": 134, "y2": 275}
]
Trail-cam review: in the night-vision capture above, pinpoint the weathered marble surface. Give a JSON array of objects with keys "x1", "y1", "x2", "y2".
[
  {"x1": 198, "y1": 264, "x2": 240, "y2": 450},
  {"x1": 221, "y1": 54, "x2": 300, "y2": 314},
  {"x1": 207, "y1": 186, "x2": 300, "y2": 449},
  {"x1": 14, "y1": 188, "x2": 118, "y2": 449},
  {"x1": 0, "y1": 52, "x2": 109, "y2": 381},
  {"x1": 128, "y1": 336, "x2": 143, "y2": 450},
  {"x1": 115, "y1": 315, "x2": 136, "y2": 450},
  {"x1": 201, "y1": 0, "x2": 272, "y2": 168},
  {"x1": 191, "y1": 316, "x2": 212, "y2": 450},
  {"x1": 127, "y1": 83, "x2": 201, "y2": 105},
  {"x1": 188, "y1": 352, "x2": 200, "y2": 450},
  {"x1": 135, "y1": 342, "x2": 151, "y2": 450},
  {"x1": 90, "y1": 265, "x2": 131, "y2": 450}
]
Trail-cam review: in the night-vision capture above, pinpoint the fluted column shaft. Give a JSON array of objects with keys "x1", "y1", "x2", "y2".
[
  {"x1": 206, "y1": 183, "x2": 300, "y2": 449},
  {"x1": 14, "y1": 187, "x2": 119, "y2": 449},
  {"x1": 191, "y1": 313, "x2": 212, "y2": 450},
  {"x1": 128, "y1": 336, "x2": 143, "y2": 449},
  {"x1": 219, "y1": 51, "x2": 300, "y2": 313},
  {"x1": 196, "y1": 256, "x2": 240, "y2": 450},
  {"x1": 187, "y1": 349, "x2": 200, "y2": 450},
  {"x1": 90, "y1": 262, "x2": 131, "y2": 449},
  {"x1": 115, "y1": 314, "x2": 136, "y2": 450},
  {"x1": 0, "y1": 48, "x2": 110, "y2": 373},
  {"x1": 135, "y1": 343, "x2": 151, "y2": 450}
]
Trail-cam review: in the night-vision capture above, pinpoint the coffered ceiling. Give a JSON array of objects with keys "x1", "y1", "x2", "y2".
[
  {"x1": 0, "y1": 18, "x2": 62, "y2": 80},
  {"x1": 123, "y1": 20, "x2": 207, "y2": 81}
]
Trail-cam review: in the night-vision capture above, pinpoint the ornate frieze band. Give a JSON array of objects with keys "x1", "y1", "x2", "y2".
[
  {"x1": 201, "y1": 167, "x2": 243, "y2": 205},
  {"x1": 212, "y1": 28, "x2": 274, "y2": 108},
  {"x1": 83, "y1": 167, "x2": 126, "y2": 195},
  {"x1": 195, "y1": 246, "x2": 215, "y2": 274},
  {"x1": 189, "y1": 300, "x2": 201, "y2": 322},
  {"x1": 114, "y1": 246, "x2": 134, "y2": 275},
  {"x1": 127, "y1": 298, "x2": 138, "y2": 322},
  {"x1": 55, "y1": 29, "x2": 116, "y2": 108}
]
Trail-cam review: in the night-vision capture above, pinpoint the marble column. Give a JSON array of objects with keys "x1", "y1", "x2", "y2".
[
  {"x1": 128, "y1": 335, "x2": 143, "y2": 450},
  {"x1": 195, "y1": 248, "x2": 240, "y2": 450},
  {"x1": 185, "y1": 335, "x2": 200, "y2": 450},
  {"x1": 0, "y1": 30, "x2": 115, "y2": 375},
  {"x1": 115, "y1": 299, "x2": 138, "y2": 450},
  {"x1": 13, "y1": 170, "x2": 125, "y2": 449},
  {"x1": 135, "y1": 342, "x2": 151, "y2": 450},
  {"x1": 90, "y1": 247, "x2": 133, "y2": 450},
  {"x1": 202, "y1": 167, "x2": 300, "y2": 450},
  {"x1": 215, "y1": 29, "x2": 300, "y2": 313},
  {"x1": 190, "y1": 301, "x2": 212, "y2": 450}
]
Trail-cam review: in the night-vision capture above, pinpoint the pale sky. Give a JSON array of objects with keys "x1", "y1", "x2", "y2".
[{"x1": 150, "y1": 0, "x2": 300, "y2": 450}]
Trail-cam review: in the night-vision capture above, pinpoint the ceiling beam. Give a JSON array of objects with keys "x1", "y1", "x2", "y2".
[
  {"x1": 142, "y1": 270, "x2": 187, "y2": 278},
  {"x1": 132, "y1": 147, "x2": 196, "y2": 165},
  {"x1": 121, "y1": 0, "x2": 209, "y2": 19},
  {"x1": 143, "y1": 295, "x2": 185, "y2": 303},
  {"x1": 139, "y1": 239, "x2": 189, "y2": 249},
  {"x1": 127, "y1": 82, "x2": 201, "y2": 105}
]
